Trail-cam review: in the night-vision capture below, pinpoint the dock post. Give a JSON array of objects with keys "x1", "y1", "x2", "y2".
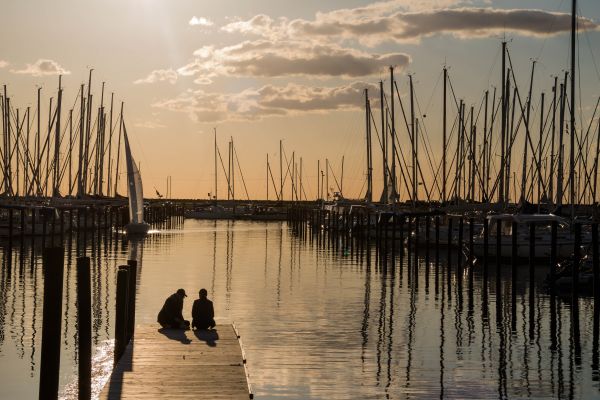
[
  {"x1": 39, "y1": 247, "x2": 65, "y2": 400},
  {"x1": 114, "y1": 267, "x2": 130, "y2": 364},
  {"x1": 414, "y1": 216, "x2": 420, "y2": 277},
  {"x1": 511, "y1": 221, "x2": 518, "y2": 332},
  {"x1": 496, "y1": 219, "x2": 502, "y2": 311},
  {"x1": 425, "y1": 216, "x2": 431, "y2": 286},
  {"x1": 457, "y1": 217, "x2": 463, "y2": 272},
  {"x1": 529, "y1": 222, "x2": 535, "y2": 340},
  {"x1": 483, "y1": 218, "x2": 489, "y2": 286},
  {"x1": 20, "y1": 208, "x2": 25, "y2": 242},
  {"x1": 8, "y1": 208, "x2": 13, "y2": 260},
  {"x1": 126, "y1": 259, "x2": 138, "y2": 342},
  {"x1": 435, "y1": 216, "x2": 440, "y2": 294},
  {"x1": 468, "y1": 217, "x2": 474, "y2": 288},
  {"x1": 592, "y1": 223, "x2": 599, "y2": 369},
  {"x1": 573, "y1": 222, "x2": 582, "y2": 363},
  {"x1": 77, "y1": 257, "x2": 92, "y2": 400},
  {"x1": 407, "y1": 217, "x2": 412, "y2": 271},
  {"x1": 447, "y1": 217, "x2": 453, "y2": 290}
]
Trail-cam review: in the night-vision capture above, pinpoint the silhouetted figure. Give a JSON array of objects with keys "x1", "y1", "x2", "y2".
[
  {"x1": 157, "y1": 289, "x2": 190, "y2": 329},
  {"x1": 192, "y1": 288, "x2": 215, "y2": 330}
]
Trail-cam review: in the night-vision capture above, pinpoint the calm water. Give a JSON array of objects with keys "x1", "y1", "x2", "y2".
[{"x1": 1, "y1": 219, "x2": 600, "y2": 399}]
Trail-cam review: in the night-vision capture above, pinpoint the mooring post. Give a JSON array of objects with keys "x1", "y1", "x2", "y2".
[
  {"x1": 447, "y1": 217, "x2": 453, "y2": 284},
  {"x1": 435, "y1": 216, "x2": 440, "y2": 294},
  {"x1": 529, "y1": 222, "x2": 535, "y2": 340},
  {"x1": 39, "y1": 247, "x2": 65, "y2": 400},
  {"x1": 425, "y1": 216, "x2": 430, "y2": 268},
  {"x1": 468, "y1": 217, "x2": 474, "y2": 288},
  {"x1": 593, "y1": 222, "x2": 599, "y2": 369},
  {"x1": 126, "y1": 259, "x2": 138, "y2": 342},
  {"x1": 573, "y1": 222, "x2": 582, "y2": 363},
  {"x1": 414, "y1": 216, "x2": 420, "y2": 274},
  {"x1": 457, "y1": 217, "x2": 464, "y2": 272},
  {"x1": 77, "y1": 257, "x2": 92, "y2": 400},
  {"x1": 483, "y1": 218, "x2": 489, "y2": 286},
  {"x1": 114, "y1": 267, "x2": 130, "y2": 364},
  {"x1": 20, "y1": 208, "x2": 25, "y2": 241},
  {"x1": 511, "y1": 220, "x2": 518, "y2": 332},
  {"x1": 8, "y1": 208, "x2": 14, "y2": 257},
  {"x1": 496, "y1": 218, "x2": 502, "y2": 308}
]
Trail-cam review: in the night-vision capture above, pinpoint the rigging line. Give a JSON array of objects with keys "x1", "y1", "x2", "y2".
[
  {"x1": 232, "y1": 143, "x2": 250, "y2": 201},
  {"x1": 216, "y1": 143, "x2": 232, "y2": 197},
  {"x1": 413, "y1": 81, "x2": 441, "y2": 178},
  {"x1": 534, "y1": 0, "x2": 567, "y2": 62},
  {"x1": 412, "y1": 93, "x2": 439, "y2": 198},
  {"x1": 506, "y1": 52, "x2": 550, "y2": 200},
  {"x1": 385, "y1": 87, "x2": 416, "y2": 199},
  {"x1": 267, "y1": 162, "x2": 280, "y2": 201},
  {"x1": 369, "y1": 107, "x2": 412, "y2": 199},
  {"x1": 393, "y1": 81, "x2": 431, "y2": 200}
]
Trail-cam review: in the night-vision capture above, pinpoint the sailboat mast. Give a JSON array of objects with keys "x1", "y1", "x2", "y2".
[
  {"x1": 365, "y1": 89, "x2": 373, "y2": 203},
  {"x1": 500, "y1": 41, "x2": 506, "y2": 204},
  {"x1": 53, "y1": 76, "x2": 62, "y2": 197},
  {"x1": 442, "y1": 67, "x2": 447, "y2": 203},
  {"x1": 569, "y1": 0, "x2": 577, "y2": 217},
  {"x1": 214, "y1": 127, "x2": 218, "y2": 204},
  {"x1": 380, "y1": 80, "x2": 387, "y2": 203},
  {"x1": 390, "y1": 66, "x2": 396, "y2": 202}
]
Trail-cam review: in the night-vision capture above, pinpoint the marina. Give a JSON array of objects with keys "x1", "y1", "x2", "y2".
[{"x1": 1, "y1": 0, "x2": 600, "y2": 398}]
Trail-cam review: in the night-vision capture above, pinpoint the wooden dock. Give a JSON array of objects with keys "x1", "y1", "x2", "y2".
[{"x1": 99, "y1": 324, "x2": 252, "y2": 399}]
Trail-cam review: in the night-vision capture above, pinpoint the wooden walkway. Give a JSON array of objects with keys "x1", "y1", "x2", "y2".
[{"x1": 99, "y1": 324, "x2": 252, "y2": 399}]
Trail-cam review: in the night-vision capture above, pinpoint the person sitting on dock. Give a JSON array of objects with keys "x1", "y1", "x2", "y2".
[
  {"x1": 157, "y1": 288, "x2": 190, "y2": 329},
  {"x1": 192, "y1": 288, "x2": 216, "y2": 330}
]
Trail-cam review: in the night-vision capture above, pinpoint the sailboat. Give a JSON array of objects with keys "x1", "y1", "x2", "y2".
[{"x1": 123, "y1": 124, "x2": 150, "y2": 235}]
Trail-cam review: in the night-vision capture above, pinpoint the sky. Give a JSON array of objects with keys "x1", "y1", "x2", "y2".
[{"x1": 1, "y1": 0, "x2": 599, "y2": 200}]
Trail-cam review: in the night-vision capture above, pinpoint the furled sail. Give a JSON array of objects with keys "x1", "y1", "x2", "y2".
[{"x1": 123, "y1": 124, "x2": 144, "y2": 224}]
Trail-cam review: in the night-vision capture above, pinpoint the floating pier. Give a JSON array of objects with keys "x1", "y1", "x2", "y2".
[{"x1": 99, "y1": 324, "x2": 253, "y2": 400}]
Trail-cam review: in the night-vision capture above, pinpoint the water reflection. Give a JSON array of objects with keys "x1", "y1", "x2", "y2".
[{"x1": 2, "y1": 219, "x2": 600, "y2": 398}]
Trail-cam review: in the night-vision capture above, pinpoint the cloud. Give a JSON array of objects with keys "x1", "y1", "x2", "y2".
[
  {"x1": 178, "y1": 41, "x2": 410, "y2": 80},
  {"x1": 189, "y1": 16, "x2": 214, "y2": 27},
  {"x1": 0, "y1": 60, "x2": 8, "y2": 68},
  {"x1": 223, "y1": 6, "x2": 599, "y2": 46},
  {"x1": 133, "y1": 120, "x2": 166, "y2": 129},
  {"x1": 153, "y1": 82, "x2": 378, "y2": 123},
  {"x1": 11, "y1": 59, "x2": 70, "y2": 76},
  {"x1": 134, "y1": 68, "x2": 178, "y2": 84}
]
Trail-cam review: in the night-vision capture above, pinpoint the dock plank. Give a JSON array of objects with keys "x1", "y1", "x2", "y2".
[{"x1": 99, "y1": 324, "x2": 251, "y2": 400}]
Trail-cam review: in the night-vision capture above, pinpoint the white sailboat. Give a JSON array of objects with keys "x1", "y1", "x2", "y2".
[{"x1": 123, "y1": 124, "x2": 150, "y2": 235}]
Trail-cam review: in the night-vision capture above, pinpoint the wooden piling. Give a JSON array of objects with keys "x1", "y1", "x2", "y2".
[
  {"x1": 114, "y1": 267, "x2": 130, "y2": 364},
  {"x1": 126, "y1": 259, "x2": 138, "y2": 342},
  {"x1": 77, "y1": 257, "x2": 92, "y2": 400},
  {"x1": 39, "y1": 247, "x2": 65, "y2": 400}
]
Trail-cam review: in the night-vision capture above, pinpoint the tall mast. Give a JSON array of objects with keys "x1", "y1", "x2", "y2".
[
  {"x1": 390, "y1": 66, "x2": 397, "y2": 202},
  {"x1": 113, "y1": 102, "x2": 123, "y2": 197},
  {"x1": 499, "y1": 41, "x2": 507, "y2": 204},
  {"x1": 442, "y1": 67, "x2": 447, "y2": 203},
  {"x1": 77, "y1": 84, "x2": 85, "y2": 197},
  {"x1": 483, "y1": 90, "x2": 489, "y2": 202},
  {"x1": 379, "y1": 80, "x2": 387, "y2": 203},
  {"x1": 538, "y1": 93, "x2": 545, "y2": 207},
  {"x1": 549, "y1": 77, "x2": 557, "y2": 205},
  {"x1": 53, "y1": 76, "x2": 62, "y2": 197},
  {"x1": 107, "y1": 92, "x2": 114, "y2": 196},
  {"x1": 279, "y1": 139, "x2": 283, "y2": 201},
  {"x1": 365, "y1": 89, "x2": 373, "y2": 203},
  {"x1": 520, "y1": 61, "x2": 536, "y2": 202},
  {"x1": 410, "y1": 74, "x2": 416, "y2": 205},
  {"x1": 569, "y1": 0, "x2": 577, "y2": 218},
  {"x1": 214, "y1": 127, "x2": 218, "y2": 204}
]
